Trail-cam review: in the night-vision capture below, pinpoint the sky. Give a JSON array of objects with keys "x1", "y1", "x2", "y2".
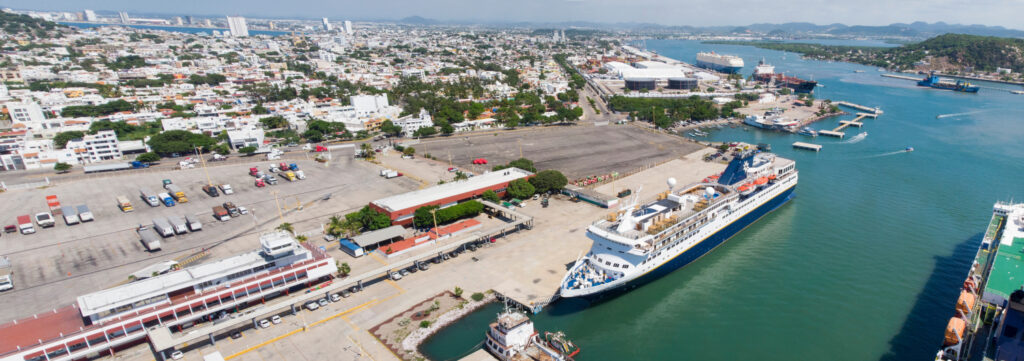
[{"x1": 7, "y1": 0, "x2": 1024, "y2": 29}]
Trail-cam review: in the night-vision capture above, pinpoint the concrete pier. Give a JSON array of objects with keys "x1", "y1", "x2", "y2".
[
  {"x1": 835, "y1": 101, "x2": 883, "y2": 115},
  {"x1": 792, "y1": 142, "x2": 823, "y2": 151},
  {"x1": 818, "y1": 130, "x2": 845, "y2": 138}
]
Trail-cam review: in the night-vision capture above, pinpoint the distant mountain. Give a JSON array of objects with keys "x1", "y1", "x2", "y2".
[{"x1": 399, "y1": 16, "x2": 439, "y2": 25}]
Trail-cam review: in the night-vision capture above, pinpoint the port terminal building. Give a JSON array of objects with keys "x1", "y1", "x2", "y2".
[
  {"x1": 369, "y1": 168, "x2": 533, "y2": 226},
  {"x1": 0, "y1": 232, "x2": 335, "y2": 361}
]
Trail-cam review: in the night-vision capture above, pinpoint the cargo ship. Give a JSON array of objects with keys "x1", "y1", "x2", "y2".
[
  {"x1": 773, "y1": 73, "x2": 817, "y2": 93},
  {"x1": 559, "y1": 150, "x2": 797, "y2": 299},
  {"x1": 753, "y1": 57, "x2": 775, "y2": 82},
  {"x1": 696, "y1": 52, "x2": 744, "y2": 73},
  {"x1": 936, "y1": 202, "x2": 1024, "y2": 361},
  {"x1": 918, "y1": 72, "x2": 980, "y2": 93}
]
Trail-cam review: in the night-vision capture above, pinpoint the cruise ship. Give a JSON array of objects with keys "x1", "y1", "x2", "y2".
[
  {"x1": 744, "y1": 114, "x2": 799, "y2": 130},
  {"x1": 560, "y1": 151, "x2": 797, "y2": 299},
  {"x1": 695, "y1": 52, "x2": 744, "y2": 73}
]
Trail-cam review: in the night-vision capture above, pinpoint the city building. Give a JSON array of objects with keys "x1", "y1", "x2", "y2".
[
  {"x1": 321, "y1": 17, "x2": 332, "y2": 31},
  {"x1": 7, "y1": 101, "x2": 46, "y2": 125},
  {"x1": 118, "y1": 11, "x2": 130, "y2": 23},
  {"x1": 369, "y1": 167, "x2": 534, "y2": 225},
  {"x1": 227, "y1": 127, "x2": 266, "y2": 149},
  {"x1": 64, "y1": 130, "x2": 123, "y2": 163},
  {"x1": 344, "y1": 20, "x2": 353, "y2": 35},
  {"x1": 394, "y1": 108, "x2": 433, "y2": 136},
  {"x1": 83, "y1": 9, "x2": 97, "y2": 22},
  {"x1": 351, "y1": 94, "x2": 389, "y2": 117},
  {"x1": 226, "y1": 16, "x2": 249, "y2": 37}
]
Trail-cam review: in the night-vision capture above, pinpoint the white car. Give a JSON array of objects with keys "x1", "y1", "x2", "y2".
[
  {"x1": 390, "y1": 272, "x2": 403, "y2": 281},
  {"x1": 318, "y1": 298, "x2": 329, "y2": 307},
  {"x1": 219, "y1": 184, "x2": 234, "y2": 195},
  {"x1": 259, "y1": 319, "x2": 271, "y2": 328},
  {"x1": 305, "y1": 302, "x2": 319, "y2": 311},
  {"x1": 271, "y1": 315, "x2": 282, "y2": 324},
  {"x1": 170, "y1": 351, "x2": 184, "y2": 360},
  {"x1": 329, "y1": 293, "x2": 341, "y2": 302},
  {"x1": 237, "y1": 206, "x2": 248, "y2": 215}
]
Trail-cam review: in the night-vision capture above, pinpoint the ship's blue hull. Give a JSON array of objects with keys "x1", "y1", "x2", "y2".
[
  {"x1": 571, "y1": 185, "x2": 796, "y2": 301},
  {"x1": 696, "y1": 60, "x2": 742, "y2": 74}
]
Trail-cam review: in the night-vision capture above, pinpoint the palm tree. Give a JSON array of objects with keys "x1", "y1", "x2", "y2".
[
  {"x1": 337, "y1": 262, "x2": 351, "y2": 276},
  {"x1": 360, "y1": 143, "x2": 374, "y2": 161},
  {"x1": 326, "y1": 216, "x2": 344, "y2": 237},
  {"x1": 277, "y1": 222, "x2": 294, "y2": 234}
]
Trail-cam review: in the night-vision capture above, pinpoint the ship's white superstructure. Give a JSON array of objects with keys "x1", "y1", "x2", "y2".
[
  {"x1": 560, "y1": 152, "x2": 797, "y2": 298},
  {"x1": 696, "y1": 52, "x2": 745, "y2": 73}
]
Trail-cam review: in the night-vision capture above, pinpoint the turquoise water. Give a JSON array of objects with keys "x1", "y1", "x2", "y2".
[
  {"x1": 59, "y1": 22, "x2": 290, "y2": 37},
  {"x1": 422, "y1": 40, "x2": 1024, "y2": 360}
]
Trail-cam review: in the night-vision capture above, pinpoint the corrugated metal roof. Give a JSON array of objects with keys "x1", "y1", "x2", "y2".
[
  {"x1": 350, "y1": 225, "x2": 407, "y2": 247},
  {"x1": 371, "y1": 168, "x2": 532, "y2": 212}
]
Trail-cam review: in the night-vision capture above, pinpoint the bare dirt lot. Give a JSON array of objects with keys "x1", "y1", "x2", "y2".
[{"x1": 412, "y1": 124, "x2": 703, "y2": 179}]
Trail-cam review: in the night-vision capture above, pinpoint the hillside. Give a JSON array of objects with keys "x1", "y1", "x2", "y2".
[
  {"x1": 0, "y1": 10, "x2": 65, "y2": 39},
  {"x1": 708, "y1": 34, "x2": 1024, "y2": 74}
]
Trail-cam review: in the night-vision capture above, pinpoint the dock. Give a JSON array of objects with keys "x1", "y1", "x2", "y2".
[
  {"x1": 881, "y1": 73, "x2": 921, "y2": 82},
  {"x1": 857, "y1": 112, "x2": 878, "y2": 119},
  {"x1": 792, "y1": 142, "x2": 822, "y2": 151},
  {"x1": 834, "y1": 101, "x2": 883, "y2": 115},
  {"x1": 818, "y1": 130, "x2": 845, "y2": 138}
]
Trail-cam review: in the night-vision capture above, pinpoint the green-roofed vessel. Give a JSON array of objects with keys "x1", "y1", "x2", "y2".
[{"x1": 937, "y1": 202, "x2": 1024, "y2": 361}]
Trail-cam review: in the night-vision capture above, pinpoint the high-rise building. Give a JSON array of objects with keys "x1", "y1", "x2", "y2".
[
  {"x1": 204, "y1": 19, "x2": 212, "y2": 27},
  {"x1": 268, "y1": 21, "x2": 276, "y2": 30},
  {"x1": 322, "y1": 17, "x2": 332, "y2": 31},
  {"x1": 174, "y1": 16, "x2": 183, "y2": 25},
  {"x1": 226, "y1": 16, "x2": 249, "y2": 37},
  {"x1": 118, "y1": 11, "x2": 130, "y2": 23},
  {"x1": 83, "y1": 9, "x2": 97, "y2": 22},
  {"x1": 344, "y1": 20, "x2": 353, "y2": 35},
  {"x1": 185, "y1": 15, "x2": 194, "y2": 25}
]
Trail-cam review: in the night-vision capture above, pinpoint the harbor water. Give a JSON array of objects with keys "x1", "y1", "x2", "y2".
[{"x1": 422, "y1": 39, "x2": 1024, "y2": 360}]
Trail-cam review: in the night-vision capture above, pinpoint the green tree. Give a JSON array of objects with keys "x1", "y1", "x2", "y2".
[
  {"x1": 53, "y1": 131, "x2": 84, "y2": 149},
  {"x1": 507, "y1": 179, "x2": 535, "y2": 199},
  {"x1": 146, "y1": 130, "x2": 217, "y2": 155},
  {"x1": 211, "y1": 144, "x2": 231, "y2": 155},
  {"x1": 454, "y1": 286, "x2": 464, "y2": 298},
  {"x1": 529, "y1": 170, "x2": 568, "y2": 193},
  {"x1": 277, "y1": 222, "x2": 294, "y2": 234},
  {"x1": 238, "y1": 146, "x2": 257, "y2": 155},
  {"x1": 402, "y1": 147, "x2": 416, "y2": 156},
  {"x1": 54, "y1": 162, "x2": 72, "y2": 173},
  {"x1": 136, "y1": 152, "x2": 161, "y2": 162},
  {"x1": 507, "y1": 158, "x2": 537, "y2": 172},
  {"x1": 252, "y1": 103, "x2": 269, "y2": 115},
  {"x1": 337, "y1": 262, "x2": 351, "y2": 276},
  {"x1": 481, "y1": 190, "x2": 500, "y2": 203},
  {"x1": 471, "y1": 292, "x2": 485, "y2": 302},
  {"x1": 440, "y1": 122, "x2": 455, "y2": 135},
  {"x1": 379, "y1": 120, "x2": 403, "y2": 137},
  {"x1": 259, "y1": 115, "x2": 288, "y2": 129},
  {"x1": 413, "y1": 126, "x2": 437, "y2": 137}
]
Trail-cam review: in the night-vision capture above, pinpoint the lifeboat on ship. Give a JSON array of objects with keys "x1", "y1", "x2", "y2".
[
  {"x1": 753, "y1": 177, "x2": 769, "y2": 186},
  {"x1": 738, "y1": 183, "x2": 755, "y2": 196}
]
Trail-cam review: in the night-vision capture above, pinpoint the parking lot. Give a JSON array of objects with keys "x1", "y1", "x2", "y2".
[
  {"x1": 412, "y1": 124, "x2": 703, "y2": 178},
  {"x1": 0, "y1": 155, "x2": 420, "y2": 323}
]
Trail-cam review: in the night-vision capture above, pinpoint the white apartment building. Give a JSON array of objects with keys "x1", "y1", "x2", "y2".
[
  {"x1": 65, "y1": 130, "x2": 123, "y2": 163},
  {"x1": 226, "y1": 16, "x2": 249, "y2": 37},
  {"x1": 350, "y1": 94, "x2": 389, "y2": 117},
  {"x1": 394, "y1": 108, "x2": 433, "y2": 136}
]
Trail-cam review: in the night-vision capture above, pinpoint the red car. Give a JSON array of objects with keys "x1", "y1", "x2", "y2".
[
  {"x1": 255, "y1": 179, "x2": 266, "y2": 187},
  {"x1": 471, "y1": 158, "x2": 488, "y2": 165}
]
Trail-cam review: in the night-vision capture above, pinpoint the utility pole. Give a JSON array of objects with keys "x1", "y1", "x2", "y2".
[
  {"x1": 273, "y1": 190, "x2": 284, "y2": 221},
  {"x1": 196, "y1": 146, "x2": 213, "y2": 187}
]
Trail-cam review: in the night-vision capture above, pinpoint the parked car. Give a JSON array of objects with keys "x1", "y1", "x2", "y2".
[
  {"x1": 271, "y1": 315, "x2": 282, "y2": 324},
  {"x1": 317, "y1": 298, "x2": 329, "y2": 307},
  {"x1": 399, "y1": 269, "x2": 410, "y2": 277},
  {"x1": 259, "y1": 319, "x2": 271, "y2": 328},
  {"x1": 170, "y1": 351, "x2": 184, "y2": 360},
  {"x1": 390, "y1": 272, "x2": 403, "y2": 281},
  {"x1": 329, "y1": 293, "x2": 341, "y2": 302},
  {"x1": 305, "y1": 301, "x2": 319, "y2": 311},
  {"x1": 230, "y1": 331, "x2": 242, "y2": 339}
]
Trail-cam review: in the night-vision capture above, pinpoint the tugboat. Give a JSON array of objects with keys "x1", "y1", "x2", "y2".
[{"x1": 485, "y1": 307, "x2": 578, "y2": 361}]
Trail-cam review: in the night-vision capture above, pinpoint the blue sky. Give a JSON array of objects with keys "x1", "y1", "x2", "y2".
[{"x1": 8, "y1": 0, "x2": 1023, "y2": 29}]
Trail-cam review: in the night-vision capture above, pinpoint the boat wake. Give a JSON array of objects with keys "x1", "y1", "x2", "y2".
[
  {"x1": 841, "y1": 132, "x2": 868, "y2": 144},
  {"x1": 862, "y1": 150, "x2": 909, "y2": 159},
  {"x1": 936, "y1": 110, "x2": 987, "y2": 119}
]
